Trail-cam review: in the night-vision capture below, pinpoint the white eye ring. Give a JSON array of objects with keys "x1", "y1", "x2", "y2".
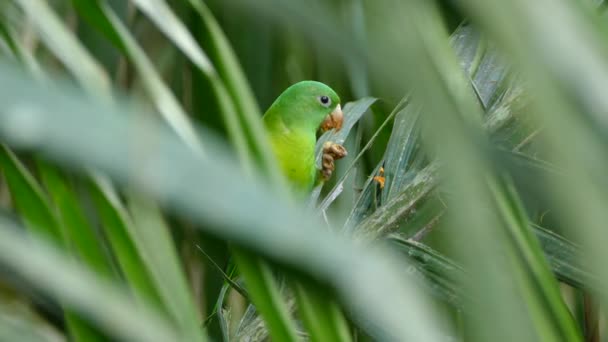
[{"x1": 318, "y1": 95, "x2": 331, "y2": 107}]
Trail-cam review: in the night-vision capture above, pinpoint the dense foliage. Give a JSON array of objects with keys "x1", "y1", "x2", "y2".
[{"x1": 0, "y1": 1, "x2": 606, "y2": 341}]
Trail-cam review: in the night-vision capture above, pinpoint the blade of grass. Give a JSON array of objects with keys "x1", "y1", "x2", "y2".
[
  {"x1": 532, "y1": 224, "x2": 596, "y2": 290},
  {"x1": 37, "y1": 160, "x2": 114, "y2": 276},
  {"x1": 315, "y1": 97, "x2": 378, "y2": 171},
  {"x1": 390, "y1": 220, "x2": 596, "y2": 307},
  {"x1": 86, "y1": 175, "x2": 164, "y2": 306},
  {"x1": 130, "y1": 0, "x2": 214, "y2": 75},
  {"x1": 354, "y1": 162, "x2": 439, "y2": 240},
  {"x1": 379, "y1": 105, "x2": 421, "y2": 205},
  {"x1": 92, "y1": 3, "x2": 203, "y2": 152},
  {"x1": 215, "y1": 281, "x2": 232, "y2": 342},
  {"x1": 0, "y1": 217, "x2": 182, "y2": 341},
  {"x1": 0, "y1": 18, "x2": 20, "y2": 58},
  {"x1": 0, "y1": 146, "x2": 63, "y2": 243},
  {"x1": 231, "y1": 248, "x2": 299, "y2": 341},
  {"x1": 388, "y1": 236, "x2": 464, "y2": 308},
  {"x1": 127, "y1": 196, "x2": 206, "y2": 342},
  {"x1": 489, "y1": 175, "x2": 581, "y2": 340},
  {"x1": 0, "y1": 18, "x2": 43, "y2": 79},
  {"x1": 12, "y1": 0, "x2": 110, "y2": 95},
  {"x1": 292, "y1": 282, "x2": 351, "y2": 342},
  {"x1": 0, "y1": 146, "x2": 107, "y2": 342},
  {"x1": 196, "y1": 244, "x2": 248, "y2": 299},
  {"x1": 0, "y1": 302, "x2": 64, "y2": 342},
  {"x1": 0, "y1": 15, "x2": 113, "y2": 337}
]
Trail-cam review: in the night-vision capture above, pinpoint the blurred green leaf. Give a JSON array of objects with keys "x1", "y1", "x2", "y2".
[
  {"x1": 533, "y1": 224, "x2": 596, "y2": 290},
  {"x1": 0, "y1": 287, "x2": 65, "y2": 342},
  {"x1": 127, "y1": 197, "x2": 206, "y2": 342},
  {"x1": 388, "y1": 236, "x2": 464, "y2": 308},
  {"x1": 186, "y1": 0, "x2": 282, "y2": 180},
  {"x1": 489, "y1": 176, "x2": 580, "y2": 340},
  {"x1": 232, "y1": 248, "x2": 298, "y2": 341},
  {"x1": 353, "y1": 162, "x2": 438, "y2": 239},
  {"x1": 12, "y1": 0, "x2": 110, "y2": 95},
  {"x1": 390, "y1": 222, "x2": 595, "y2": 307},
  {"x1": 37, "y1": 161, "x2": 113, "y2": 276},
  {"x1": 315, "y1": 97, "x2": 377, "y2": 171},
  {"x1": 87, "y1": 177, "x2": 164, "y2": 306},
  {"x1": 0, "y1": 147, "x2": 108, "y2": 342},
  {"x1": 0, "y1": 146, "x2": 62, "y2": 243},
  {"x1": 0, "y1": 218, "x2": 182, "y2": 342},
  {"x1": 132, "y1": 0, "x2": 214, "y2": 75},
  {"x1": 84, "y1": 2, "x2": 203, "y2": 151}
]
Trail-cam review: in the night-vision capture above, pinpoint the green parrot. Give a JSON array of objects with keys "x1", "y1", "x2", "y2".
[
  {"x1": 263, "y1": 81, "x2": 347, "y2": 194},
  {"x1": 261, "y1": 81, "x2": 352, "y2": 341}
]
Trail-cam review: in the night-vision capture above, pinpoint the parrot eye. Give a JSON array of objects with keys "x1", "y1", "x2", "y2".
[{"x1": 318, "y1": 95, "x2": 331, "y2": 107}]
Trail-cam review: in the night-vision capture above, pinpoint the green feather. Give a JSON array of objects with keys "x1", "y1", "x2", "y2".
[{"x1": 263, "y1": 81, "x2": 341, "y2": 193}]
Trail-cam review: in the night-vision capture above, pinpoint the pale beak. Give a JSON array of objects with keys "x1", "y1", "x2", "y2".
[{"x1": 319, "y1": 104, "x2": 344, "y2": 133}]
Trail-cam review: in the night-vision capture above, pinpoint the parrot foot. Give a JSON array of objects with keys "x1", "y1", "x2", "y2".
[{"x1": 320, "y1": 142, "x2": 348, "y2": 181}]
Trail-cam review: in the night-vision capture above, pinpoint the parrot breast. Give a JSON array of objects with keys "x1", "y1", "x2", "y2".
[{"x1": 268, "y1": 129, "x2": 317, "y2": 193}]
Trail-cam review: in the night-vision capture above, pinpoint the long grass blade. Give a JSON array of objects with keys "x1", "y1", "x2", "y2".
[{"x1": 0, "y1": 218, "x2": 182, "y2": 342}]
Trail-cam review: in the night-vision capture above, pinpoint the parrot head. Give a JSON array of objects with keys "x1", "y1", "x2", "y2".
[{"x1": 265, "y1": 81, "x2": 343, "y2": 134}]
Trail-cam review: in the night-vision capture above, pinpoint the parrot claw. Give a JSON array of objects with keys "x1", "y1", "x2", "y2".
[{"x1": 320, "y1": 142, "x2": 348, "y2": 181}]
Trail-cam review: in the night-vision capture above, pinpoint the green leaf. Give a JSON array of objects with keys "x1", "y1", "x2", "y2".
[
  {"x1": 0, "y1": 217, "x2": 182, "y2": 342},
  {"x1": 231, "y1": 248, "x2": 298, "y2": 342},
  {"x1": 187, "y1": 0, "x2": 277, "y2": 175},
  {"x1": 0, "y1": 146, "x2": 62, "y2": 243},
  {"x1": 0, "y1": 291, "x2": 65, "y2": 342},
  {"x1": 353, "y1": 162, "x2": 438, "y2": 239},
  {"x1": 488, "y1": 176, "x2": 581, "y2": 341},
  {"x1": 12, "y1": 0, "x2": 110, "y2": 95},
  {"x1": 379, "y1": 105, "x2": 422, "y2": 205},
  {"x1": 388, "y1": 236, "x2": 464, "y2": 308},
  {"x1": 315, "y1": 97, "x2": 377, "y2": 170},
  {"x1": 293, "y1": 282, "x2": 352, "y2": 342},
  {"x1": 131, "y1": 0, "x2": 214, "y2": 75},
  {"x1": 0, "y1": 147, "x2": 108, "y2": 342},
  {"x1": 93, "y1": 3, "x2": 203, "y2": 151},
  {"x1": 87, "y1": 176, "x2": 164, "y2": 306},
  {"x1": 127, "y1": 197, "x2": 207, "y2": 342},
  {"x1": 37, "y1": 161, "x2": 113, "y2": 276},
  {"x1": 533, "y1": 224, "x2": 596, "y2": 290},
  {"x1": 390, "y1": 222, "x2": 597, "y2": 309}
]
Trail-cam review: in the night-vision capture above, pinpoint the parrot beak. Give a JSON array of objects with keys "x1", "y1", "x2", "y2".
[{"x1": 319, "y1": 104, "x2": 344, "y2": 133}]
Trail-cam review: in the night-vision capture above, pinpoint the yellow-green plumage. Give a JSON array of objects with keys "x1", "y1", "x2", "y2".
[{"x1": 263, "y1": 81, "x2": 341, "y2": 193}]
